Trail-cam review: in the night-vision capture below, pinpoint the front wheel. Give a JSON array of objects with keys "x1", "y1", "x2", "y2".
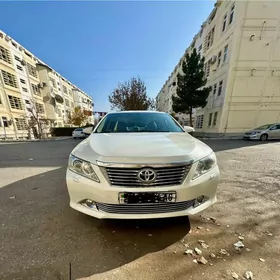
[{"x1": 260, "y1": 134, "x2": 268, "y2": 141}]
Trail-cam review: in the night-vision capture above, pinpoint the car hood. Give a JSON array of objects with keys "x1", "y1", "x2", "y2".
[{"x1": 72, "y1": 133, "x2": 213, "y2": 164}]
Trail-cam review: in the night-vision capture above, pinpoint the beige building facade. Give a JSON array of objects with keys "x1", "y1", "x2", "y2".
[
  {"x1": 156, "y1": 0, "x2": 280, "y2": 137},
  {"x1": 0, "y1": 30, "x2": 94, "y2": 140}
]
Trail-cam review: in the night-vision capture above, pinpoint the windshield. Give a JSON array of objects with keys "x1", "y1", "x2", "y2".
[
  {"x1": 254, "y1": 124, "x2": 274, "y2": 130},
  {"x1": 95, "y1": 112, "x2": 184, "y2": 133}
]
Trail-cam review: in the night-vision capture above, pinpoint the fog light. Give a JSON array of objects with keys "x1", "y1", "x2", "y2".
[
  {"x1": 80, "y1": 199, "x2": 97, "y2": 210},
  {"x1": 193, "y1": 196, "x2": 207, "y2": 208}
]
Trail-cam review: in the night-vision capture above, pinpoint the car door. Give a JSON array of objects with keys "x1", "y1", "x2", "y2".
[{"x1": 268, "y1": 124, "x2": 280, "y2": 139}]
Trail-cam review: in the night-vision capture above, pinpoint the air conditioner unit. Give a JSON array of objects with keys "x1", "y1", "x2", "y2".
[
  {"x1": 210, "y1": 55, "x2": 217, "y2": 64},
  {"x1": 21, "y1": 60, "x2": 26, "y2": 66}
]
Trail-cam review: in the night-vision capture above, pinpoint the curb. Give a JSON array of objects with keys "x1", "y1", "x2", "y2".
[{"x1": 198, "y1": 138, "x2": 243, "y2": 140}]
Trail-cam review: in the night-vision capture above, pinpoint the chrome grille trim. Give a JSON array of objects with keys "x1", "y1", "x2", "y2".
[
  {"x1": 102, "y1": 164, "x2": 192, "y2": 187},
  {"x1": 96, "y1": 200, "x2": 195, "y2": 214},
  {"x1": 97, "y1": 160, "x2": 193, "y2": 168}
]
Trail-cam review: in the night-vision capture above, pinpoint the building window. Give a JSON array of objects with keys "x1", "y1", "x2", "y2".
[
  {"x1": 217, "y1": 51, "x2": 222, "y2": 67},
  {"x1": 205, "y1": 60, "x2": 211, "y2": 77},
  {"x1": 70, "y1": 102, "x2": 74, "y2": 108},
  {"x1": 15, "y1": 118, "x2": 28, "y2": 130},
  {"x1": 0, "y1": 94, "x2": 2, "y2": 105},
  {"x1": 36, "y1": 103, "x2": 45, "y2": 114},
  {"x1": 213, "y1": 112, "x2": 218, "y2": 126},
  {"x1": 208, "y1": 113, "x2": 213, "y2": 126},
  {"x1": 50, "y1": 78, "x2": 57, "y2": 88},
  {"x1": 22, "y1": 87, "x2": 28, "y2": 92},
  {"x1": 0, "y1": 46, "x2": 12, "y2": 64},
  {"x1": 204, "y1": 26, "x2": 215, "y2": 52},
  {"x1": 213, "y1": 84, "x2": 217, "y2": 95},
  {"x1": 14, "y1": 55, "x2": 21, "y2": 62},
  {"x1": 1, "y1": 70, "x2": 18, "y2": 88},
  {"x1": 195, "y1": 115, "x2": 204, "y2": 129},
  {"x1": 24, "y1": 51, "x2": 32, "y2": 58},
  {"x1": 65, "y1": 99, "x2": 70, "y2": 107},
  {"x1": 2, "y1": 117, "x2": 9, "y2": 127},
  {"x1": 218, "y1": 81, "x2": 223, "y2": 96},
  {"x1": 20, "y1": 78, "x2": 26, "y2": 84},
  {"x1": 229, "y1": 4, "x2": 235, "y2": 25},
  {"x1": 222, "y1": 14, "x2": 227, "y2": 32},
  {"x1": 16, "y1": 65, "x2": 23, "y2": 71},
  {"x1": 198, "y1": 44, "x2": 202, "y2": 53},
  {"x1": 8, "y1": 95, "x2": 24, "y2": 110},
  {"x1": 27, "y1": 63, "x2": 38, "y2": 78},
  {"x1": 223, "y1": 45, "x2": 229, "y2": 63},
  {"x1": 31, "y1": 84, "x2": 40, "y2": 96},
  {"x1": 63, "y1": 85, "x2": 68, "y2": 95},
  {"x1": 25, "y1": 100, "x2": 31, "y2": 105}
]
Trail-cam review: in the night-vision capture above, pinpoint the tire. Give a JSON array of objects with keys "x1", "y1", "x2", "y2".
[
  {"x1": 260, "y1": 134, "x2": 268, "y2": 141},
  {"x1": 74, "y1": 137, "x2": 76, "y2": 139}
]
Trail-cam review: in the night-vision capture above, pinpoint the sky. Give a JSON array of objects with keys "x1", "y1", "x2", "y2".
[{"x1": 0, "y1": 1, "x2": 214, "y2": 112}]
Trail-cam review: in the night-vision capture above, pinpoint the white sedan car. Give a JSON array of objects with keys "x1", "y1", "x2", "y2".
[
  {"x1": 66, "y1": 111, "x2": 220, "y2": 219},
  {"x1": 72, "y1": 128, "x2": 85, "y2": 139}
]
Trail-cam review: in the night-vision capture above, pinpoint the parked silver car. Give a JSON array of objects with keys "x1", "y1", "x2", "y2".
[{"x1": 243, "y1": 123, "x2": 280, "y2": 141}]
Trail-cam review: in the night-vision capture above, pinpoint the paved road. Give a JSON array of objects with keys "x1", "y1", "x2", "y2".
[{"x1": 0, "y1": 139, "x2": 279, "y2": 280}]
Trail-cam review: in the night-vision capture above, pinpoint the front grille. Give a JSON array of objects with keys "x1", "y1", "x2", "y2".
[
  {"x1": 96, "y1": 200, "x2": 195, "y2": 214},
  {"x1": 103, "y1": 165, "x2": 191, "y2": 187}
]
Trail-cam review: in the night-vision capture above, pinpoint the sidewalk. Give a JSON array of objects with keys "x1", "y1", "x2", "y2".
[{"x1": 0, "y1": 136, "x2": 72, "y2": 143}]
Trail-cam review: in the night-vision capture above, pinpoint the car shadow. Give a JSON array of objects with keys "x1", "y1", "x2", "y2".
[{"x1": 0, "y1": 167, "x2": 191, "y2": 280}]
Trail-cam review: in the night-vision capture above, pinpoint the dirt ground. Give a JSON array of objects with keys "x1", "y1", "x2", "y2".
[
  {"x1": 80, "y1": 140, "x2": 280, "y2": 280},
  {"x1": 0, "y1": 140, "x2": 279, "y2": 280}
]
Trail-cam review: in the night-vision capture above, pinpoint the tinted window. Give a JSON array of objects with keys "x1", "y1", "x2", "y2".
[
  {"x1": 255, "y1": 124, "x2": 274, "y2": 130},
  {"x1": 95, "y1": 112, "x2": 184, "y2": 133},
  {"x1": 75, "y1": 128, "x2": 83, "y2": 131}
]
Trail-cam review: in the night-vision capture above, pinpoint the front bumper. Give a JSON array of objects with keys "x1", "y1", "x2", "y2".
[
  {"x1": 243, "y1": 134, "x2": 260, "y2": 140},
  {"x1": 66, "y1": 165, "x2": 220, "y2": 219}
]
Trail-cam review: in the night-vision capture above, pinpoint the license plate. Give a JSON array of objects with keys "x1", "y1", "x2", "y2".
[{"x1": 119, "y1": 192, "x2": 177, "y2": 204}]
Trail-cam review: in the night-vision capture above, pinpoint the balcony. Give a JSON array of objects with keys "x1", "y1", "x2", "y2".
[
  {"x1": 83, "y1": 110, "x2": 92, "y2": 116},
  {"x1": 55, "y1": 93, "x2": 64, "y2": 104}
]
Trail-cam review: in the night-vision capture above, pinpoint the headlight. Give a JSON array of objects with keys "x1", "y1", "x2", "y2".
[
  {"x1": 68, "y1": 154, "x2": 100, "y2": 182},
  {"x1": 192, "y1": 152, "x2": 217, "y2": 180}
]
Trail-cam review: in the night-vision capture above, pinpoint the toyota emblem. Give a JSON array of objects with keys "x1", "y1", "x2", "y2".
[{"x1": 138, "y1": 168, "x2": 156, "y2": 183}]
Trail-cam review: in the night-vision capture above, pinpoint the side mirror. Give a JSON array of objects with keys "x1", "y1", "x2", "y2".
[
  {"x1": 184, "y1": 126, "x2": 195, "y2": 133},
  {"x1": 83, "y1": 127, "x2": 93, "y2": 134}
]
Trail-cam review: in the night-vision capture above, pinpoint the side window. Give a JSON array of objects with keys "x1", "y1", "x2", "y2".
[
  {"x1": 276, "y1": 125, "x2": 280, "y2": 129},
  {"x1": 270, "y1": 126, "x2": 277, "y2": 130}
]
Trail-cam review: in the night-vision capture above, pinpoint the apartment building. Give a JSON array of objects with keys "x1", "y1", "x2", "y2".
[
  {"x1": 73, "y1": 88, "x2": 94, "y2": 123},
  {"x1": 156, "y1": 0, "x2": 280, "y2": 136},
  {"x1": 0, "y1": 30, "x2": 94, "y2": 139}
]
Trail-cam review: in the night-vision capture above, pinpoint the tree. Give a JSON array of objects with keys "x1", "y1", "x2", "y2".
[
  {"x1": 70, "y1": 106, "x2": 88, "y2": 126},
  {"x1": 108, "y1": 77, "x2": 155, "y2": 111},
  {"x1": 25, "y1": 99, "x2": 48, "y2": 139},
  {"x1": 170, "y1": 112, "x2": 179, "y2": 121},
  {"x1": 172, "y1": 48, "x2": 211, "y2": 127}
]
